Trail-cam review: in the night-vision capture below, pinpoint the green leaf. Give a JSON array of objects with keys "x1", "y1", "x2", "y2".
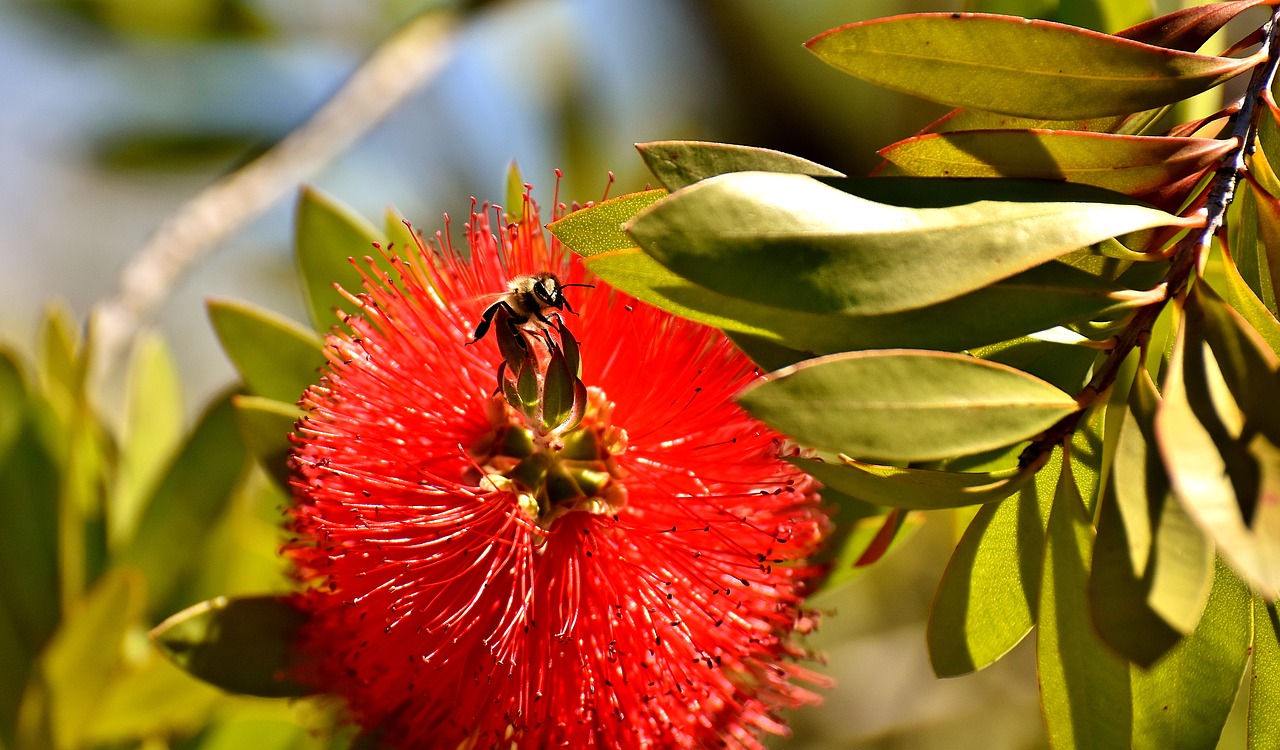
[
  {"x1": 1038, "y1": 460, "x2": 1133, "y2": 750},
  {"x1": 1239, "y1": 179, "x2": 1280, "y2": 314},
  {"x1": 208, "y1": 298, "x2": 325, "y2": 404},
  {"x1": 19, "y1": 569, "x2": 143, "y2": 750},
  {"x1": 1118, "y1": 0, "x2": 1275, "y2": 53},
  {"x1": 789, "y1": 456, "x2": 1035, "y2": 510},
  {"x1": 1217, "y1": 247, "x2": 1280, "y2": 358},
  {"x1": 385, "y1": 206, "x2": 419, "y2": 257},
  {"x1": 505, "y1": 161, "x2": 526, "y2": 222},
  {"x1": 738, "y1": 350, "x2": 1079, "y2": 462},
  {"x1": 84, "y1": 650, "x2": 221, "y2": 744},
  {"x1": 1156, "y1": 295, "x2": 1280, "y2": 599},
  {"x1": 880, "y1": 130, "x2": 1231, "y2": 195},
  {"x1": 928, "y1": 453, "x2": 1057, "y2": 676},
  {"x1": 0, "y1": 347, "x2": 26, "y2": 461},
  {"x1": 113, "y1": 332, "x2": 184, "y2": 549},
  {"x1": 973, "y1": 337, "x2": 1099, "y2": 394},
  {"x1": 150, "y1": 596, "x2": 312, "y2": 698},
  {"x1": 232, "y1": 396, "x2": 301, "y2": 489},
  {"x1": 0, "y1": 407, "x2": 62, "y2": 648},
  {"x1": 547, "y1": 189, "x2": 667, "y2": 257},
  {"x1": 1090, "y1": 377, "x2": 1214, "y2": 667},
  {"x1": 626, "y1": 171, "x2": 1183, "y2": 315},
  {"x1": 1129, "y1": 557, "x2": 1251, "y2": 750},
  {"x1": 119, "y1": 392, "x2": 248, "y2": 615},
  {"x1": 295, "y1": 186, "x2": 386, "y2": 331},
  {"x1": 587, "y1": 249, "x2": 1145, "y2": 356},
  {"x1": 0, "y1": 408, "x2": 60, "y2": 746},
  {"x1": 37, "y1": 302, "x2": 79, "y2": 415},
  {"x1": 635, "y1": 140, "x2": 842, "y2": 191},
  {"x1": 1252, "y1": 597, "x2": 1280, "y2": 748},
  {"x1": 806, "y1": 13, "x2": 1257, "y2": 119}
]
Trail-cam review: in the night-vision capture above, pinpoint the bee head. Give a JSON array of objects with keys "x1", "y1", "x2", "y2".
[{"x1": 532, "y1": 273, "x2": 564, "y2": 308}]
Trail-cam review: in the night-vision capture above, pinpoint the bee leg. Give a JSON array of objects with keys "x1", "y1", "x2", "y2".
[{"x1": 469, "y1": 301, "x2": 514, "y2": 344}]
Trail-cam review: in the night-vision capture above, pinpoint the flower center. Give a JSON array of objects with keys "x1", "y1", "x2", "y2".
[{"x1": 469, "y1": 386, "x2": 628, "y2": 533}]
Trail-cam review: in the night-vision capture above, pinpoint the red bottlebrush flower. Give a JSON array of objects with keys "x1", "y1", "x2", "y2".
[{"x1": 286, "y1": 189, "x2": 831, "y2": 749}]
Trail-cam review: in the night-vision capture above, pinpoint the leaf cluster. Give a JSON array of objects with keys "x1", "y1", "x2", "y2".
[{"x1": 547, "y1": 3, "x2": 1280, "y2": 745}]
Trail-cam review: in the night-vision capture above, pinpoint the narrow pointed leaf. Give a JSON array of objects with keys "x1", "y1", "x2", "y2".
[
  {"x1": 1252, "y1": 597, "x2": 1280, "y2": 748},
  {"x1": 208, "y1": 298, "x2": 325, "y2": 404},
  {"x1": 1157, "y1": 302, "x2": 1280, "y2": 599},
  {"x1": 880, "y1": 130, "x2": 1232, "y2": 195},
  {"x1": 150, "y1": 596, "x2": 312, "y2": 698},
  {"x1": 587, "y1": 249, "x2": 1145, "y2": 355},
  {"x1": 547, "y1": 189, "x2": 666, "y2": 257},
  {"x1": 928, "y1": 452, "x2": 1059, "y2": 677},
  {"x1": 636, "y1": 141, "x2": 842, "y2": 191},
  {"x1": 1118, "y1": 0, "x2": 1275, "y2": 53},
  {"x1": 0, "y1": 348, "x2": 24, "y2": 460},
  {"x1": 807, "y1": 13, "x2": 1258, "y2": 118},
  {"x1": 1241, "y1": 179, "x2": 1280, "y2": 313},
  {"x1": 113, "y1": 333, "x2": 184, "y2": 548},
  {"x1": 505, "y1": 161, "x2": 526, "y2": 222},
  {"x1": 1091, "y1": 479, "x2": 1184, "y2": 667},
  {"x1": 295, "y1": 186, "x2": 386, "y2": 331},
  {"x1": 385, "y1": 207, "x2": 419, "y2": 256},
  {"x1": 232, "y1": 396, "x2": 301, "y2": 488},
  {"x1": 119, "y1": 392, "x2": 248, "y2": 615},
  {"x1": 1129, "y1": 557, "x2": 1251, "y2": 750},
  {"x1": 27, "y1": 569, "x2": 142, "y2": 750},
  {"x1": 739, "y1": 350, "x2": 1079, "y2": 462},
  {"x1": 1091, "y1": 375, "x2": 1213, "y2": 667},
  {"x1": 789, "y1": 456, "x2": 1034, "y2": 510},
  {"x1": 626, "y1": 171, "x2": 1184, "y2": 315},
  {"x1": 1219, "y1": 246, "x2": 1280, "y2": 357},
  {"x1": 1039, "y1": 461, "x2": 1133, "y2": 750}
]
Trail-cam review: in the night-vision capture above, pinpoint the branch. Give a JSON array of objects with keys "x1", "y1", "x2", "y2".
[
  {"x1": 91, "y1": 12, "x2": 458, "y2": 379},
  {"x1": 1020, "y1": 6, "x2": 1280, "y2": 466}
]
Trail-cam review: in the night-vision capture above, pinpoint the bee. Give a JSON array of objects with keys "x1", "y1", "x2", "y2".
[{"x1": 469, "y1": 272, "x2": 592, "y2": 345}]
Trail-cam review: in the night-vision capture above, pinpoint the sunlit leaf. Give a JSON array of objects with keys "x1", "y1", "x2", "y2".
[
  {"x1": 626, "y1": 171, "x2": 1184, "y2": 315},
  {"x1": 295, "y1": 186, "x2": 386, "y2": 331},
  {"x1": 972, "y1": 337, "x2": 1099, "y2": 394},
  {"x1": 1157, "y1": 294, "x2": 1280, "y2": 599},
  {"x1": 789, "y1": 456, "x2": 1035, "y2": 510},
  {"x1": 807, "y1": 13, "x2": 1258, "y2": 118},
  {"x1": 1091, "y1": 372, "x2": 1214, "y2": 667},
  {"x1": 119, "y1": 392, "x2": 248, "y2": 615},
  {"x1": 1231, "y1": 182, "x2": 1271, "y2": 311},
  {"x1": 739, "y1": 350, "x2": 1079, "y2": 462},
  {"x1": 1129, "y1": 557, "x2": 1251, "y2": 749},
  {"x1": 928, "y1": 447, "x2": 1077, "y2": 677},
  {"x1": 505, "y1": 161, "x2": 526, "y2": 222},
  {"x1": 1039, "y1": 460, "x2": 1132, "y2": 749},
  {"x1": 587, "y1": 249, "x2": 1145, "y2": 356},
  {"x1": 1118, "y1": 0, "x2": 1275, "y2": 53},
  {"x1": 635, "y1": 140, "x2": 841, "y2": 191},
  {"x1": 113, "y1": 332, "x2": 184, "y2": 548},
  {"x1": 547, "y1": 189, "x2": 667, "y2": 257},
  {"x1": 84, "y1": 650, "x2": 222, "y2": 744},
  {"x1": 0, "y1": 348, "x2": 25, "y2": 460},
  {"x1": 150, "y1": 595, "x2": 312, "y2": 698},
  {"x1": 19, "y1": 569, "x2": 142, "y2": 750},
  {"x1": 1218, "y1": 245, "x2": 1280, "y2": 358},
  {"x1": 1252, "y1": 597, "x2": 1280, "y2": 747},
  {"x1": 1240, "y1": 179, "x2": 1280, "y2": 313},
  {"x1": 232, "y1": 396, "x2": 301, "y2": 489},
  {"x1": 880, "y1": 130, "x2": 1232, "y2": 195},
  {"x1": 208, "y1": 298, "x2": 325, "y2": 404},
  {"x1": 385, "y1": 206, "x2": 419, "y2": 257}
]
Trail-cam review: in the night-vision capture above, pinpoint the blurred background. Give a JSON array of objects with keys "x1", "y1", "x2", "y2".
[{"x1": 0, "y1": 0, "x2": 1245, "y2": 747}]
